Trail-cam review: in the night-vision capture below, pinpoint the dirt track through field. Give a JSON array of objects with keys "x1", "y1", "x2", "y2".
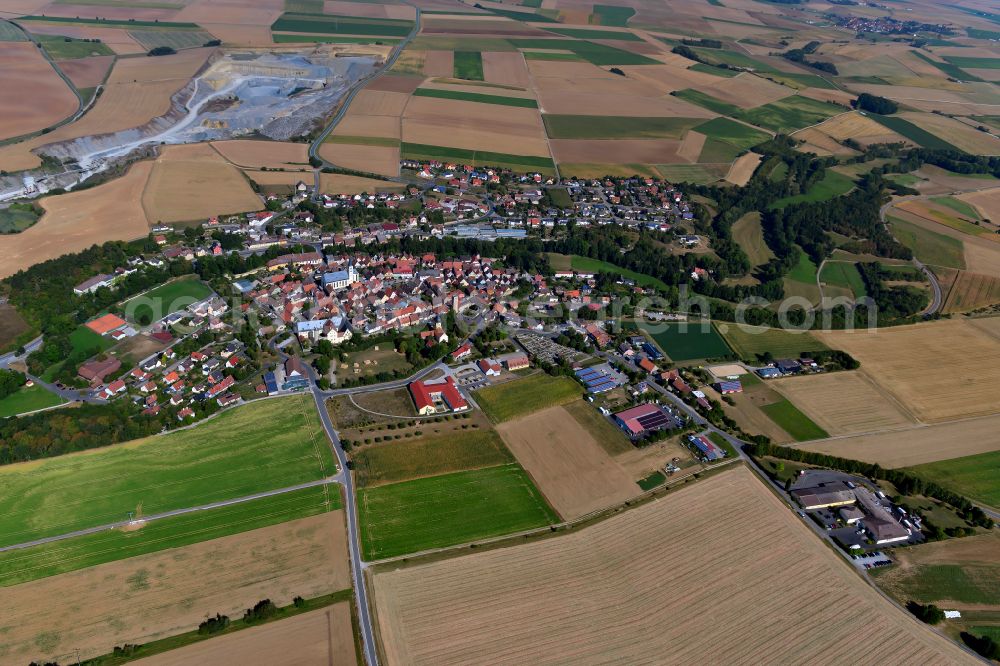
[
  {"x1": 3, "y1": 511, "x2": 350, "y2": 664},
  {"x1": 495, "y1": 406, "x2": 639, "y2": 519},
  {"x1": 372, "y1": 466, "x2": 974, "y2": 665}
]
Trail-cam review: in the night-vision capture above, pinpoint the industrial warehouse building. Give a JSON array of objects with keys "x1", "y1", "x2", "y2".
[{"x1": 613, "y1": 403, "x2": 674, "y2": 438}]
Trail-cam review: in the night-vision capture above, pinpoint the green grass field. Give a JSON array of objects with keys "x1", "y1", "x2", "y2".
[
  {"x1": 0, "y1": 485, "x2": 340, "y2": 587},
  {"x1": 872, "y1": 563, "x2": 1000, "y2": 606},
  {"x1": 271, "y1": 13, "x2": 413, "y2": 36},
  {"x1": 638, "y1": 321, "x2": 733, "y2": 362},
  {"x1": 542, "y1": 114, "x2": 701, "y2": 139},
  {"x1": 523, "y1": 50, "x2": 583, "y2": 61},
  {"x1": 591, "y1": 4, "x2": 634, "y2": 26},
  {"x1": 412, "y1": 87, "x2": 536, "y2": 107},
  {"x1": 733, "y1": 95, "x2": 843, "y2": 133},
  {"x1": 0, "y1": 395, "x2": 336, "y2": 548},
  {"x1": 770, "y1": 170, "x2": 855, "y2": 209},
  {"x1": 787, "y1": 250, "x2": 818, "y2": 285},
  {"x1": 546, "y1": 27, "x2": 640, "y2": 40},
  {"x1": 358, "y1": 463, "x2": 557, "y2": 558},
  {"x1": 910, "y1": 50, "x2": 983, "y2": 82},
  {"x1": 672, "y1": 89, "x2": 741, "y2": 116},
  {"x1": 638, "y1": 470, "x2": 666, "y2": 490},
  {"x1": 691, "y1": 46, "x2": 774, "y2": 71},
  {"x1": 693, "y1": 117, "x2": 770, "y2": 150},
  {"x1": 474, "y1": 373, "x2": 581, "y2": 423},
  {"x1": 454, "y1": 50, "x2": 484, "y2": 80},
  {"x1": 562, "y1": 399, "x2": 633, "y2": 455},
  {"x1": 36, "y1": 34, "x2": 115, "y2": 59},
  {"x1": 70, "y1": 323, "x2": 113, "y2": 356},
  {"x1": 401, "y1": 142, "x2": 554, "y2": 172},
  {"x1": 508, "y1": 38, "x2": 656, "y2": 65},
  {"x1": 127, "y1": 29, "x2": 213, "y2": 51},
  {"x1": 0, "y1": 19, "x2": 27, "y2": 40},
  {"x1": 697, "y1": 137, "x2": 743, "y2": 163},
  {"x1": 548, "y1": 253, "x2": 669, "y2": 289},
  {"x1": 481, "y1": 5, "x2": 558, "y2": 22},
  {"x1": 655, "y1": 163, "x2": 728, "y2": 184},
  {"x1": 353, "y1": 428, "x2": 514, "y2": 487},
  {"x1": 930, "y1": 196, "x2": 981, "y2": 220},
  {"x1": 731, "y1": 212, "x2": 774, "y2": 266},
  {"x1": 719, "y1": 324, "x2": 826, "y2": 359},
  {"x1": 888, "y1": 215, "x2": 966, "y2": 269},
  {"x1": 760, "y1": 398, "x2": 828, "y2": 441},
  {"x1": 546, "y1": 187, "x2": 573, "y2": 208},
  {"x1": 121, "y1": 276, "x2": 213, "y2": 324},
  {"x1": 0, "y1": 205, "x2": 40, "y2": 233},
  {"x1": 819, "y1": 261, "x2": 868, "y2": 298},
  {"x1": 907, "y1": 450, "x2": 1000, "y2": 508},
  {"x1": 0, "y1": 384, "x2": 65, "y2": 418},
  {"x1": 868, "y1": 113, "x2": 963, "y2": 151}
]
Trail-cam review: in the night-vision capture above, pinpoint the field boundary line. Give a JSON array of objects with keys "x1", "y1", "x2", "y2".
[{"x1": 366, "y1": 458, "x2": 740, "y2": 567}]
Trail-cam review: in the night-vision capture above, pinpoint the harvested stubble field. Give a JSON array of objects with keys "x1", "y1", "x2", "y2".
[
  {"x1": 142, "y1": 143, "x2": 262, "y2": 223},
  {"x1": 943, "y1": 271, "x2": 1000, "y2": 313},
  {"x1": 815, "y1": 318, "x2": 1000, "y2": 423},
  {"x1": 210, "y1": 139, "x2": 309, "y2": 168},
  {"x1": 402, "y1": 95, "x2": 549, "y2": 157},
  {"x1": 959, "y1": 187, "x2": 1000, "y2": 223},
  {"x1": 0, "y1": 395, "x2": 335, "y2": 548},
  {"x1": 0, "y1": 47, "x2": 212, "y2": 172},
  {"x1": 136, "y1": 603, "x2": 357, "y2": 666},
  {"x1": 770, "y1": 371, "x2": 915, "y2": 436},
  {"x1": 796, "y1": 410, "x2": 1000, "y2": 469},
  {"x1": 3, "y1": 511, "x2": 351, "y2": 664},
  {"x1": 0, "y1": 41, "x2": 78, "y2": 141},
  {"x1": 803, "y1": 110, "x2": 909, "y2": 146},
  {"x1": 0, "y1": 160, "x2": 153, "y2": 279},
  {"x1": 320, "y1": 142, "x2": 400, "y2": 177},
  {"x1": 57, "y1": 53, "x2": 115, "y2": 88},
  {"x1": 900, "y1": 111, "x2": 1000, "y2": 156},
  {"x1": 372, "y1": 466, "x2": 973, "y2": 666},
  {"x1": 724, "y1": 151, "x2": 761, "y2": 186},
  {"x1": 496, "y1": 405, "x2": 640, "y2": 519}
]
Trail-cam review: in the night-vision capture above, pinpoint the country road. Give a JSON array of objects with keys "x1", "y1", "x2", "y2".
[{"x1": 878, "y1": 196, "x2": 944, "y2": 316}]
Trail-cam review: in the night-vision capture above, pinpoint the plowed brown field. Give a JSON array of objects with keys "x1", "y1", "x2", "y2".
[
  {"x1": 0, "y1": 42, "x2": 78, "y2": 141},
  {"x1": 372, "y1": 467, "x2": 974, "y2": 665},
  {"x1": 211, "y1": 139, "x2": 309, "y2": 169}
]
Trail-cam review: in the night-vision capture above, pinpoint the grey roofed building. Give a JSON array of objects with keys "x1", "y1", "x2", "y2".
[{"x1": 791, "y1": 482, "x2": 857, "y2": 510}]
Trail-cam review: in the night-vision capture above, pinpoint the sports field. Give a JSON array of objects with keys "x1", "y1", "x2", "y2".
[
  {"x1": 473, "y1": 373, "x2": 580, "y2": 423},
  {"x1": 907, "y1": 451, "x2": 1000, "y2": 508},
  {"x1": 372, "y1": 467, "x2": 973, "y2": 665},
  {"x1": 0, "y1": 395, "x2": 335, "y2": 548},
  {"x1": 719, "y1": 324, "x2": 826, "y2": 360},
  {"x1": 0, "y1": 485, "x2": 341, "y2": 587},
  {"x1": 358, "y1": 463, "x2": 557, "y2": 559},
  {"x1": 638, "y1": 321, "x2": 732, "y2": 362},
  {"x1": 0, "y1": 384, "x2": 65, "y2": 418},
  {"x1": 121, "y1": 276, "x2": 213, "y2": 324}
]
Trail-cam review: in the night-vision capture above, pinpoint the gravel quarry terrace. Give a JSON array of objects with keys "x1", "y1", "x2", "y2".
[{"x1": 0, "y1": 48, "x2": 382, "y2": 203}]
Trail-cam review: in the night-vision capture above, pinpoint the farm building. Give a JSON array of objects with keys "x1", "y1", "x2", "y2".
[
  {"x1": 791, "y1": 482, "x2": 856, "y2": 510},
  {"x1": 715, "y1": 380, "x2": 743, "y2": 394},
  {"x1": 477, "y1": 359, "x2": 501, "y2": 376},
  {"x1": 641, "y1": 342, "x2": 662, "y2": 360},
  {"x1": 409, "y1": 377, "x2": 469, "y2": 415},
  {"x1": 856, "y1": 489, "x2": 911, "y2": 545},
  {"x1": 839, "y1": 506, "x2": 865, "y2": 524},
  {"x1": 613, "y1": 403, "x2": 674, "y2": 438},
  {"x1": 688, "y1": 434, "x2": 726, "y2": 461},
  {"x1": 78, "y1": 357, "x2": 121, "y2": 384}
]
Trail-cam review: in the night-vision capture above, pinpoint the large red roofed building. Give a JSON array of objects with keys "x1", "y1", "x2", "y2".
[
  {"x1": 409, "y1": 377, "x2": 468, "y2": 415},
  {"x1": 613, "y1": 403, "x2": 673, "y2": 438}
]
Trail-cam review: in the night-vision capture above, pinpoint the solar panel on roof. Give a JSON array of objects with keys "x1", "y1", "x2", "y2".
[
  {"x1": 635, "y1": 411, "x2": 670, "y2": 429},
  {"x1": 576, "y1": 368, "x2": 601, "y2": 380},
  {"x1": 587, "y1": 381, "x2": 615, "y2": 393},
  {"x1": 584, "y1": 378, "x2": 611, "y2": 389}
]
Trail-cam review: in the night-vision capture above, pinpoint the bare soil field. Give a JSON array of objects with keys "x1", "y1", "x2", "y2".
[
  {"x1": 796, "y1": 411, "x2": 1000, "y2": 468},
  {"x1": 724, "y1": 151, "x2": 761, "y2": 186},
  {"x1": 403, "y1": 98, "x2": 549, "y2": 156},
  {"x1": 320, "y1": 143, "x2": 400, "y2": 177},
  {"x1": 423, "y1": 50, "x2": 455, "y2": 77},
  {"x1": 349, "y1": 89, "x2": 411, "y2": 116},
  {"x1": 422, "y1": 79, "x2": 534, "y2": 97},
  {"x1": 32, "y1": 3, "x2": 178, "y2": 21},
  {"x1": 702, "y1": 73, "x2": 791, "y2": 108},
  {"x1": 58, "y1": 54, "x2": 115, "y2": 89},
  {"x1": 959, "y1": 187, "x2": 1000, "y2": 223},
  {"x1": 136, "y1": 603, "x2": 356, "y2": 666},
  {"x1": 900, "y1": 112, "x2": 1000, "y2": 156},
  {"x1": 770, "y1": 371, "x2": 916, "y2": 436},
  {"x1": 143, "y1": 143, "x2": 261, "y2": 224},
  {"x1": 320, "y1": 174, "x2": 406, "y2": 194},
  {"x1": 0, "y1": 47, "x2": 211, "y2": 172},
  {"x1": 482, "y1": 51, "x2": 529, "y2": 87},
  {"x1": 613, "y1": 435, "x2": 701, "y2": 480},
  {"x1": 211, "y1": 140, "x2": 309, "y2": 169},
  {"x1": 368, "y1": 75, "x2": 424, "y2": 94},
  {"x1": 333, "y1": 114, "x2": 402, "y2": 139},
  {"x1": 615, "y1": 63, "x2": 721, "y2": 94},
  {"x1": 676, "y1": 129, "x2": 706, "y2": 162},
  {"x1": 174, "y1": 0, "x2": 283, "y2": 27},
  {"x1": 495, "y1": 405, "x2": 640, "y2": 519},
  {"x1": 0, "y1": 161, "x2": 152, "y2": 279},
  {"x1": 372, "y1": 466, "x2": 973, "y2": 666},
  {"x1": 2, "y1": 511, "x2": 350, "y2": 664},
  {"x1": 0, "y1": 42, "x2": 78, "y2": 141},
  {"x1": 814, "y1": 318, "x2": 1000, "y2": 423},
  {"x1": 551, "y1": 138, "x2": 682, "y2": 164}
]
